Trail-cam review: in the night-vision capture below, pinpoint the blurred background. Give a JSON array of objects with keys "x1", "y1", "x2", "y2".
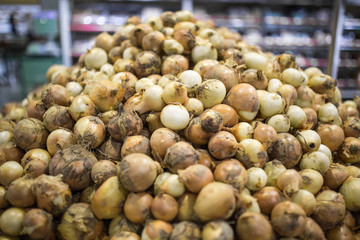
[{"x1": 0, "y1": 0, "x2": 359, "y2": 107}]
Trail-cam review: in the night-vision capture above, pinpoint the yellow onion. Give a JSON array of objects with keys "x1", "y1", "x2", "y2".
[
  {"x1": 286, "y1": 105, "x2": 307, "y2": 129},
  {"x1": 13, "y1": 118, "x2": 48, "y2": 151},
  {"x1": 339, "y1": 176, "x2": 360, "y2": 211},
  {"x1": 154, "y1": 172, "x2": 185, "y2": 197},
  {"x1": 264, "y1": 160, "x2": 286, "y2": 187},
  {"x1": 114, "y1": 59, "x2": 135, "y2": 74},
  {"x1": 344, "y1": 117, "x2": 360, "y2": 138},
  {"x1": 338, "y1": 137, "x2": 360, "y2": 164},
  {"x1": 280, "y1": 68, "x2": 305, "y2": 87},
  {"x1": 141, "y1": 220, "x2": 173, "y2": 240},
  {"x1": 108, "y1": 214, "x2": 141, "y2": 237},
  {"x1": 299, "y1": 217, "x2": 325, "y2": 240},
  {"x1": 74, "y1": 116, "x2": 105, "y2": 149},
  {"x1": 170, "y1": 221, "x2": 201, "y2": 240},
  {"x1": 163, "y1": 81, "x2": 188, "y2": 105},
  {"x1": 177, "y1": 192, "x2": 197, "y2": 221},
  {"x1": 347, "y1": 166, "x2": 360, "y2": 178},
  {"x1": 163, "y1": 141, "x2": 200, "y2": 173},
  {"x1": 41, "y1": 84, "x2": 70, "y2": 108},
  {"x1": 303, "y1": 107, "x2": 318, "y2": 130},
  {"x1": 271, "y1": 201, "x2": 306, "y2": 237},
  {"x1": 267, "y1": 78, "x2": 283, "y2": 92},
  {"x1": 236, "y1": 212, "x2": 274, "y2": 240},
  {"x1": 161, "y1": 11, "x2": 178, "y2": 27},
  {"x1": 124, "y1": 192, "x2": 153, "y2": 224},
  {"x1": 84, "y1": 47, "x2": 108, "y2": 69},
  {"x1": 91, "y1": 160, "x2": 117, "y2": 186},
  {"x1": 0, "y1": 207, "x2": 25, "y2": 237},
  {"x1": 22, "y1": 208, "x2": 53, "y2": 239},
  {"x1": 208, "y1": 131, "x2": 238, "y2": 160},
  {"x1": 211, "y1": 104, "x2": 238, "y2": 127},
  {"x1": 252, "y1": 122, "x2": 277, "y2": 148},
  {"x1": 160, "y1": 104, "x2": 189, "y2": 131},
  {"x1": 194, "y1": 182, "x2": 236, "y2": 222},
  {"x1": 149, "y1": 128, "x2": 180, "y2": 160},
  {"x1": 26, "y1": 100, "x2": 46, "y2": 121},
  {"x1": 290, "y1": 189, "x2": 316, "y2": 216},
  {"x1": 0, "y1": 161, "x2": 23, "y2": 187},
  {"x1": 214, "y1": 159, "x2": 247, "y2": 192},
  {"x1": 317, "y1": 124, "x2": 345, "y2": 151},
  {"x1": 300, "y1": 151, "x2": 330, "y2": 174},
  {"x1": 43, "y1": 105, "x2": 74, "y2": 132},
  {"x1": 267, "y1": 114, "x2": 290, "y2": 133},
  {"x1": 108, "y1": 108, "x2": 143, "y2": 142},
  {"x1": 192, "y1": 40, "x2": 218, "y2": 64},
  {"x1": 5, "y1": 176, "x2": 35, "y2": 208},
  {"x1": 204, "y1": 64, "x2": 238, "y2": 92},
  {"x1": 225, "y1": 122, "x2": 253, "y2": 142},
  {"x1": 111, "y1": 231, "x2": 140, "y2": 240},
  {"x1": 253, "y1": 186, "x2": 284, "y2": 215},
  {"x1": 134, "y1": 51, "x2": 161, "y2": 78},
  {"x1": 326, "y1": 224, "x2": 354, "y2": 240},
  {"x1": 69, "y1": 95, "x2": 97, "y2": 121},
  {"x1": 324, "y1": 164, "x2": 349, "y2": 190},
  {"x1": 91, "y1": 176, "x2": 128, "y2": 219},
  {"x1": 197, "y1": 79, "x2": 227, "y2": 109},
  {"x1": 235, "y1": 189, "x2": 261, "y2": 215},
  {"x1": 308, "y1": 74, "x2": 336, "y2": 95},
  {"x1": 299, "y1": 169, "x2": 323, "y2": 195},
  {"x1": 184, "y1": 98, "x2": 204, "y2": 116},
  {"x1": 151, "y1": 193, "x2": 178, "y2": 221},
  {"x1": 178, "y1": 164, "x2": 213, "y2": 193},
  {"x1": 243, "y1": 52, "x2": 267, "y2": 71},
  {"x1": 246, "y1": 167, "x2": 267, "y2": 191},
  {"x1": 277, "y1": 169, "x2": 302, "y2": 196},
  {"x1": 46, "y1": 128, "x2": 76, "y2": 156},
  {"x1": 236, "y1": 138, "x2": 268, "y2": 168},
  {"x1": 162, "y1": 38, "x2": 184, "y2": 55},
  {"x1": 193, "y1": 59, "x2": 219, "y2": 78},
  {"x1": 161, "y1": 54, "x2": 189, "y2": 76},
  {"x1": 202, "y1": 221, "x2": 234, "y2": 240}
]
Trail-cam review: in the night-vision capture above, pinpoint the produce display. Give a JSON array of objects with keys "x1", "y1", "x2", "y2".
[{"x1": 1, "y1": 10, "x2": 360, "y2": 240}]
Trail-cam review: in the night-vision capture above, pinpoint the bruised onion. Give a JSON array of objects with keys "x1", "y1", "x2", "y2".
[
  {"x1": 161, "y1": 11, "x2": 178, "y2": 27},
  {"x1": 194, "y1": 182, "x2": 236, "y2": 222},
  {"x1": 108, "y1": 108, "x2": 143, "y2": 142},
  {"x1": 211, "y1": 104, "x2": 238, "y2": 127},
  {"x1": 91, "y1": 160, "x2": 117, "y2": 185},
  {"x1": 129, "y1": 24, "x2": 152, "y2": 48},
  {"x1": 121, "y1": 135, "x2": 150, "y2": 158},
  {"x1": 114, "y1": 59, "x2": 135, "y2": 74},
  {"x1": 161, "y1": 54, "x2": 189, "y2": 76},
  {"x1": 118, "y1": 153, "x2": 161, "y2": 192},
  {"x1": 236, "y1": 138, "x2": 268, "y2": 168},
  {"x1": 200, "y1": 109, "x2": 223, "y2": 133},
  {"x1": 299, "y1": 217, "x2": 325, "y2": 240},
  {"x1": 22, "y1": 208, "x2": 53, "y2": 239},
  {"x1": 14, "y1": 118, "x2": 48, "y2": 151},
  {"x1": 41, "y1": 84, "x2": 70, "y2": 108},
  {"x1": 344, "y1": 117, "x2": 360, "y2": 138},
  {"x1": 338, "y1": 137, "x2": 360, "y2": 164},
  {"x1": 236, "y1": 212, "x2": 274, "y2": 240},
  {"x1": 135, "y1": 51, "x2": 161, "y2": 78},
  {"x1": 202, "y1": 221, "x2": 233, "y2": 240},
  {"x1": 178, "y1": 164, "x2": 213, "y2": 193},
  {"x1": 124, "y1": 192, "x2": 153, "y2": 224},
  {"x1": 162, "y1": 38, "x2": 184, "y2": 55}
]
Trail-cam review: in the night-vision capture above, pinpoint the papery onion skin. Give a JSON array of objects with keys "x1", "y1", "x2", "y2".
[
  {"x1": 236, "y1": 138, "x2": 268, "y2": 168},
  {"x1": 14, "y1": 118, "x2": 49, "y2": 151},
  {"x1": 150, "y1": 128, "x2": 180, "y2": 160},
  {"x1": 151, "y1": 193, "x2": 179, "y2": 221},
  {"x1": 141, "y1": 220, "x2": 173, "y2": 240},
  {"x1": 324, "y1": 164, "x2": 349, "y2": 190},
  {"x1": 22, "y1": 208, "x2": 53, "y2": 240},
  {"x1": 236, "y1": 212, "x2": 274, "y2": 240},
  {"x1": 124, "y1": 192, "x2": 153, "y2": 224},
  {"x1": 194, "y1": 182, "x2": 236, "y2": 222},
  {"x1": 325, "y1": 224, "x2": 355, "y2": 240},
  {"x1": 300, "y1": 169, "x2": 324, "y2": 195},
  {"x1": 170, "y1": 221, "x2": 201, "y2": 240},
  {"x1": 178, "y1": 164, "x2": 214, "y2": 193}
]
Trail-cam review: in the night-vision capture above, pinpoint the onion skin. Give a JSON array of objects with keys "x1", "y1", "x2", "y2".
[
  {"x1": 135, "y1": 51, "x2": 161, "y2": 78},
  {"x1": 41, "y1": 84, "x2": 70, "y2": 108},
  {"x1": 178, "y1": 164, "x2": 214, "y2": 193},
  {"x1": 96, "y1": 137, "x2": 122, "y2": 161},
  {"x1": 267, "y1": 133, "x2": 302, "y2": 168},
  {"x1": 194, "y1": 182, "x2": 236, "y2": 222},
  {"x1": 204, "y1": 64, "x2": 238, "y2": 92},
  {"x1": 325, "y1": 224, "x2": 355, "y2": 240},
  {"x1": 299, "y1": 217, "x2": 325, "y2": 240},
  {"x1": 141, "y1": 220, "x2": 173, "y2": 240},
  {"x1": 73, "y1": 115, "x2": 106, "y2": 149},
  {"x1": 91, "y1": 160, "x2": 117, "y2": 185},
  {"x1": 324, "y1": 164, "x2": 349, "y2": 190},
  {"x1": 236, "y1": 212, "x2": 274, "y2": 240},
  {"x1": 340, "y1": 176, "x2": 360, "y2": 211},
  {"x1": 338, "y1": 137, "x2": 360, "y2": 164},
  {"x1": 253, "y1": 186, "x2": 284, "y2": 215},
  {"x1": 312, "y1": 190, "x2": 346, "y2": 230},
  {"x1": 151, "y1": 193, "x2": 178, "y2": 221},
  {"x1": 163, "y1": 141, "x2": 200, "y2": 173},
  {"x1": 184, "y1": 117, "x2": 212, "y2": 146},
  {"x1": 6, "y1": 176, "x2": 35, "y2": 208},
  {"x1": 43, "y1": 105, "x2": 74, "y2": 132},
  {"x1": 22, "y1": 208, "x2": 53, "y2": 240},
  {"x1": 317, "y1": 124, "x2": 344, "y2": 151},
  {"x1": 108, "y1": 109, "x2": 143, "y2": 142},
  {"x1": 14, "y1": 118, "x2": 49, "y2": 151},
  {"x1": 91, "y1": 176, "x2": 128, "y2": 219},
  {"x1": 214, "y1": 159, "x2": 247, "y2": 191},
  {"x1": 208, "y1": 131, "x2": 238, "y2": 160},
  {"x1": 124, "y1": 192, "x2": 153, "y2": 224},
  {"x1": 150, "y1": 128, "x2": 180, "y2": 160},
  {"x1": 211, "y1": 104, "x2": 238, "y2": 127},
  {"x1": 271, "y1": 201, "x2": 307, "y2": 237}
]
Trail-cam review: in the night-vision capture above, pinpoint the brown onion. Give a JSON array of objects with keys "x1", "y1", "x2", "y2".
[
  {"x1": 178, "y1": 164, "x2": 213, "y2": 193},
  {"x1": 236, "y1": 138, "x2": 268, "y2": 168},
  {"x1": 170, "y1": 221, "x2": 201, "y2": 240},
  {"x1": 326, "y1": 224, "x2": 355, "y2": 240},
  {"x1": 142, "y1": 31, "x2": 165, "y2": 54},
  {"x1": 134, "y1": 51, "x2": 161, "y2": 78},
  {"x1": 253, "y1": 122, "x2": 277, "y2": 148},
  {"x1": 108, "y1": 213, "x2": 141, "y2": 237},
  {"x1": 271, "y1": 201, "x2": 306, "y2": 237},
  {"x1": 163, "y1": 141, "x2": 200, "y2": 173},
  {"x1": 6, "y1": 176, "x2": 35, "y2": 207},
  {"x1": 129, "y1": 24, "x2": 152, "y2": 47},
  {"x1": 46, "y1": 128, "x2": 76, "y2": 156},
  {"x1": 43, "y1": 105, "x2": 74, "y2": 132},
  {"x1": 161, "y1": 11, "x2": 178, "y2": 27},
  {"x1": 108, "y1": 108, "x2": 143, "y2": 142},
  {"x1": 91, "y1": 160, "x2": 117, "y2": 185},
  {"x1": 236, "y1": 212, "x2": 274, "y2": 240},
  {"x1": 211, "y1": 104, "x2": 238, "y2": 127},
  {"x1": 91, "y1": 176, "x2": 128, "y2": 219},
  {"x1": 41, "y1": 84, "x2": 70, "y2": 108},
  {"x1": 24, "y1": 159, "x2": 48, "y2": 179},
  {"x1": 14, "y1": 118, "x2": 49, "y2": 151},
  {"x1": 194, "y1": 182, "x2": 236, "y2": 222},
  {"x1": 174, "y1": 29, "x2": 195, "y2": 54},
  {"x1": 202, "y1": 221, "x2": 234, "y2": 240},
  {"x1": 324, "y1": 164, "x2": 349, "y2": 190},
  {"x1": 114, "y1": 59, "x2": 135, "y2": 74},
  {"x1": 204, "y1": 64, "x2": 238, "y2": 92},
  {"x1": 118, "y1": 153, "x2": 161, "y2": 192},
  {"x1": 338, "y1": 137, "x2": 360, "y2": 163},
  {"x1": 22, "y1": 209, "x2": 53, "y2": 239},
  {"x1": 32, "y1": 174, "x2": 72, "y2": 216},
  {"x1": 151, "y1": 193, "x2": 179, "y2": 221},
  {"x1": 121, "y1": 135, "x2": 150, "y2": 158},
  {"x1": 308, "y1": 74, "x2": 336, "y2": 95},
  {"x1": 200, "y1": 109, "x2": 223, "y2": 133},
  {"x1": 141, "y1": 220, "x2": 173, "y2": 240},
  {"x1": 69, "y1": 95, "x2": 97, "y2": 121},
  {"x1": 49, "y1": 145, "x2": 98, "y2": 190},
  {"x1": 277, "y1": 169, "x2": 302, "y2": 196},
  {"x1": 184, "y1": 117, "x2": 212, "y2": 146},
  {"x1": 26, "y1": 100, "x2": 46, "y2": 121},
  {"x1": 161, "y1": 54, "x2": 189, "y2": 76},
  {"x1": 95, "y1": 137, "x2": 122, "y2": 161},
  {"x1": 344, "y1": 117, "x2": 360, "y2": 138},
  {"x1": 312, "y1": 190, "x2": 346, "y2": 230},
  {"x1": 253, "y1": 186, "x2": 284, "y2": 215},
  {"x1": 317, "y1": 124, "x2": 344, "y2": 151},
  {"x1": 239, "y1": 68, "x2": 268, "y2": 90},
  {"x1": 208, "y1": 131, "x2": 238, "y2": 160},
  {"x1": 150, "y1": 128, "x2": 180, "y2": 160},
  {"x1": 20, "y1": 148, "x2": 50, "y2": 168},
  {"x1": 299, "y1": 217, "x2": 325, "y2": 240},
  {"x1": 124, "y1": 192, "x2": 153, "y2": 224},
  {"x1": 193, "y1": 59, "x2": 219, "y2": 78},
  {"x1": 0, "y1": 207, "x2": 25, "y2": 236},
  {"x1": 214, "y1": 159, "x2": 247, "y2": 191},
  {"x1": 303, "y1": 107, "x2": 318, "y2": 130}
]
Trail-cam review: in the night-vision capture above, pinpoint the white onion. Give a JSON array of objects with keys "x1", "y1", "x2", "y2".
[
  {"x1": 100, "y1": 63, "x2": 115, "y2": 77},
  {"x1": 184, "y1": 98, "x2": 204, "y2": 116},
  {"x1": 296, "y1": 130, "x2": 321, "y2": 152},
  {"x1": 244, "y1": 52, "x2": 267, "y2": 71},
  {"x1": 260, "y1": 92, "x2": 285, "y2": 118},
  {"x1": 246, "y1": 167, "x2": 267, "y2": 191},
  {"x1": 300, "y1": 151, "x2": 330, "y2": 174},
  {"x1": 280, "y1": 68, "x2": 305, "y2": 87},
  {"x1": 0, "y1": 131, "x2": 13, "y2": 145},
  {"x1": 179, "y1": 70, "x2": 202, "y2": 90},
  {"x1": 66, "y1": 82, "x2": 83, "y2": 97},
  {"x1": 291, "y1": 189, "x2": 316, "y2": 216},
  {"x1": 317, "y1": 144, "x2": 333, "y2": 163},
  {"x1": 286, "y1": 105, "x2": 307, "y2": 129},
  {"x1": 154, "y1": 172, "x2": 186, "y2": 198},
  {"x1": 267, "y1": 114, "x2": 290, "y2": 133},
  {"x1": 160, "y1": 104, "x2": 190, "y2": 130},
  {"x1": 300, "y1": 169, "x2": 324, "y2": 195},
  {"x1": 339, "y1": 176, "x2": 360, "y2": 211},
  {"x1": 135, "y1": 78, "x2": 155, "y2": 93},
  {"x1": 199, "y1": 28, "x2": 223, "y2": 48},
  {"x1": 135, "y1": 85, "x2": 166, "y2": 114},
  {"x1": 191, "y1": 42, "x2": 218, "y2": 64},
  {"x1": 318, "y1": 103, "x2": 339, "y2": 123},
  {"x1": 230, "y1": 122, "x2": 253, "y2": 142},
  {"x1": 162, "y1": 38, "x2": 184, "y2": 55},
  {"x1": 84, "y1": 48, "x2": 108, "y2": 69},
  {"x1": 264, "y1": 160, "x2": 286, "y2": 187},
  {"x1": 197, "y1": 80, "x2": 226, "y2": 109},
  {"x1": 267, "y1": 78, "x2": 283, "y2": 93}
]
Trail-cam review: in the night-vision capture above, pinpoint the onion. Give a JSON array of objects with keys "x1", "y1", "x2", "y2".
[
  {"x1": 69, "y1": 95, "x2": 97, "y2": 121},
  {"x1": 275, "y1": 53, "x2": 297, "y2": 72},
  {"x1": 49, "y1": 145, "x2": 98, "y2": 190},
  {"x1": 277, "y1": 169, "x2": 302, "y2": 196},
  {"x1": 211, "y1": 104, "x2": 238, "y2": 127},
  {"x1": 208, "y1": 131, "x2": 238, "y2": 160},
  {"x1": 0, "y1": 130, "x2": 13, "y2": 145},
  {"x1": 280, "y1": 68, "x2": 305, "y2": 87},
  {"x1": 22, "y1": 208, "x2": 53, "y2": 239},
  {"x1": 236, "y1": 212, "x2": 274, "y2": 240},
  {"x1": 0, "y1": 207, "x2": 25, "y2": 236},
  {"x1": 95, "y1": 32, "x2": 115, "y2": 52},
  {"x1": 295, "y1": 86, "x2": 316, "y2": 108},
  {"x1": 197, "y1": 79, "x2": 226, "y2": 109},
  {"x1": 118, "y1": 153, "x2": 161, "y2": 192},
  {"x1": 277, "y1": 84, "x2": 297, "y2": 107},
  {"x1": 179, "y1": 70, "x2": 202, "y2": 90},
  {"x1": 267, "y1": 133, "x2": 302, "y2": 168},
  {"x1": 184, "y1": 98, "x2": 204, "y2": 116},
  {"x1": 108, "y1": 108, "x2": 143, "y2": 142},
  {"x1": 290, "y1": 189, "x2": 316, "y2": 216},
  {"x1": 0, "y1": 186, "x2": 9, "y2": 208},
  {"x1": 14, "y1": 118, "x2": 49, "y2": 151},
  {"x1": 96, "y1": 137, "x2": 122, "y2": 161},
  {"x1": 225, "y1": 83, "x2": 259, "y2": 121},
  {"x1": 226, "y1": 122, "x2": 253, "y2": 142},
  {"x1": 204, "y1": 64, "x2": 238, "y2": 92},
  {"x1": 267, "y1": 78, "x2": 283, "y2": 92},
  {"x1": 51, "y1": 69, "x2": 68, "y2": 86},
  {"x1": 6, "y1": 176, "x2": 35, "y2": 207},
  {"x1": 347, "y1": 166, "x2": 360, "y2": 177},
  {"x1": 151, "y1": 193, "x2": 178, "y2": 221},
  {"x1": 150, "y1": 128, "x2": 180, "y2": 160},
  {"x1": 161, "y1": 54, "x2": 189, "y2": 76},
  {"x1": 326, "y1": 224, "x2": 354, "y2": 240},
  {"x1": 123, "y1": 46, "x2": 141, "y2": 60},
  {"x1": 192, "y1": 40, "x2": 217, "y2": 64},
  {"x1": 24, "y1": 159, "x2": 48, "y2": 179},
  {"x1": 98, "y1": 109, "x2": 117, "y2": 124},
  {"x1": 202, "y1": 221, "x2": 234, "y2": 240},
  {"x1": 296, "y1": 130, "x2": 321, "y2": 152},
  {"x1": 74, "y1": 116, "x2": 105, "y2": 149},
  {"x1": 304, "y1": 67, "x2": 322, "y2": 79},
  {"x1": 84, "y1": 47, "x2": 108, "y2": 69},
  {"x1": 199, "y1": 109, "x2": 222, "y2": 133},
  {"x1": 0, "y1": 161, "x2": 23, "y2": 186},
  {"x1": 157, "y1": 74, "x2": 178, "y2": 88},
  {"x1": 214, "y1": 159, "x2": 247, "y2": 191},
  {"x1": 163, "y1": 141, "x2": 199, "y2": 173},
  {"x1": 300, "y1": 151, "x2": 330, "y2": 174},
  {"x1": 253, "y1": 122, "x2": 277, "y2": 148},
  {"x1": 266, "y1": 114, "x2": 290, "y2": 133},
  {"x1": 66, "y1": 81, "x2": 83, "y2": 97},
  {"x1": 177, "y1": 192, "x2": 197, "y2": 221},
  {"x1": 161, "y1": 11, "x2": 178, "y2": 27},
  {"x1": 114, "y1": 59, "x2": 135, "y2": 74},
  {"x1": 46, "y1": 64, "x2": 67, "y2": 81},
  {"x1": 344, "y1": 117, "x2": 360, "y2": 138},
  {"x1": 340, "y1": 176, "x2": 360, "y2": 211},
  {"x1": 32, "y1": 174, "x2": 72, "y2": 216},
  {"x1": 134, "y1": 51, "x2": 161, "y2": 78},
  {"x1": 124, "y1": 192, "x2": 153, "y2": 224},
  {"x1": 108, "y1": 46, "x2": 122, "y2": 63},
  {"x1": 271, "y1": 201, "x2": 306, "y2": 237},
  {"x1": 286, "y1": 105, "x2": 307, "y2": 129},
  {"x1": 121, "y1": 135, "x2": 150, "y2": 158},
  {"x1": 43, "y1": 105, "x2": 74, "y2": 132},
  {"x1": 135, "y1": 78, "x2": 154, "y2": 93},
  {"x1": 91, "y1": 160, "x2": 117, "y2": 186},
  {"x1": 317, "y1": 124, "x2": 344, "y2": 151},
  {"x1": 91, "y1": 176, "x2": 128, "y2": 219},
  {"x1": 46, "y1": 128, "x2": 76, "y2": 156},
  {"x1": 193, "y1": 59, "x2": 219, "y2": 78},
  {"x1": 194, "y1": 182, "x2": 236, "y2": 221},
  {"x1": 58, "y1": 203, "x2": 104, "y2": 240},
  {"x1": 141, "y1": 220, "x2": 173, "y2": 240},
  {"x1": 312, "y1": 190, "x2": 346, "y2": 230},
  {"x1": 163, "y1": 81, "x2": 188, "y2": 105},
  {"x1": 178, "y1": 164, "x2": 213, "y2": 193},
  {"x1": 236, "y1": 139, "x2": 268, "y2": 168},
  {"x1": 243, "y1": 52, "x2": 267, "y2": 71},
  {"x1": 160, "y1": 104, "x2": 189, "y2": 130},
  {"x1": 299, "y1": 217, "x2": 325, "y2": 240},
  {"x1": 299, "y1": 169, "x2": 323, "y2": 195},
  {"x1": 338, "y1": 137, "x2": 360, "y2": 164},
  {"x1": 83, "y1": 79, "x2": 124, "y2": 112},
  {"x1": 264, "y1": 160, "x2": 286, "y2": 187},
  {"x1": 246, "y1": 167, "x2": 267, "y2": 191},
  {"x1": 26, "y1": 100, "x2": 46, "y2": 121},
  {"x1": 239, "y1": 68, "x2": 268, "y2": 90},
  {"x1": 129, "y1": 24, "x2": 152, "y2": 47},
  {"x1": 154, "y1": 172, "x2": 185, "y2": 197},
  {"x1": 324, "y1": 164, "x2": 349, "y2": 190},
  {"x1": 170, "y1": 221, "x2": 201, "y2": 240},
  {"x1": 303, "y1": 107, "x2": 318, "y2": 130},
  {"x1": 253, "y1": 186, "x2": 284, "y2": 215},
  {"x1": 111, "y1": 232, "x2": 140, "y2": 240},
  {"x1": 133, "y1": 85, "x2": 166, "y2": 114},
  {"x1": 162, "y1": 38, "x2": 184, "y2": 55},
  {"x1": 264, "y1": 59, "x2": 281, "y2": 80},
  {"x1": 20, "y1": 146, "x2": 50, "y2": 168},
  {"x1": 108, "y1": 214, "x2": 141, "y2": 237},
  {"x1": 308, "y1": 74, "x2": 336, "y2": 95}
]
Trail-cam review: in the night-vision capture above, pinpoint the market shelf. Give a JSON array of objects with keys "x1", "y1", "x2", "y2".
[
  {"x1": 71, "y1": 23, "x2": 119, "y2": 32},
  {"x1": 340, "y1": 46, "x2": 360, "y2": 51},
  {"x1": 264, "y1": 24, "x2": 330, "y2": 31},
  {"x1": 340, "y1": 89, "x2": 360, "y2": 99}
]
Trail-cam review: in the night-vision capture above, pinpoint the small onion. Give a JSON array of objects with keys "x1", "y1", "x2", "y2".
[
  {"x1": 91, "y1": 160, "x2": 117, "y2": 185},
  {"x1": 193, "y1": 59, "x2": 219, "y2": 78},
  {"x1": 108, "y1": 108, "x2": 143, "y2": 142},
  {"x1": 163, "y1": 141, "x2": 200, "y2": 173},
  {"x1": 22, "y1": 209, "x2": 53, "y2": 239},
  {"x1": 170, "y1": 221, "x2": 201, "y2": 240},
  {"x1": 252, "y1": 122, "x2": 277, "y2": 148},
  {"x1": 96, "y1": 137, "x2": 122, "y2": 161},
  {"x1": 121, "y1": 135, "x2": 150, "y2": 158},
  {"x1": 300, "y1": 169, "x2": 323, "y2": 195},
  {"x1": 46, "y1": 129, "x2": 76, "y2": 156},
  {"x1": 0, "y1": 186, "x2": 9, "y2": 208},
  {"x1": 344, "y1": 117, "x2": 360, "y2": 138},
  {"x1": 74, "y1": 116, "x2": 106, "y2": 149},
  {"x1": 271, "y1": 201, "x2": 306, "y2": 237},
  {"x1": 84, "y1": 47, "x2": 108, "y2": 69},
  {"x1": 66, "y1": 81, "x2": 83, "y2": 97},
  {"x1": 296, "y1": 130, "x2": 321, "y2": 152},
  {"x1": 236, "y1": 138, "x2": 268, "y2": 168},
  {"x1": 347, "y1": 166, "x2": 360, "y2": 178},
  {"x1": 124, "y1": 192, "x2": 153, "y2": 224},
  {"x1": 211, "y1": 104, "x2": 238, "y2": 127},
  {"x1": 324, "y1": 164, "x2": 349, "y2": 190},
  {"x1": 200, "y1": 109, "x2": 223, "y2": 133},
  {"x1": 239, "y1": 69, "x2": 268, "y2": 90},
  {"x1": 275, "y1": 53, "x2": 297, "y2": 72},
  {"x1": 162, "y1": 38, "x2": 184, "y2": 55},
  {"x1": 286, "y1": 105, "x2": 307, "y2": 129},
  {"x1": 308, "y1": 74, "x2": 336, "y2": 95},
  {"x1": 326, "y1": 224, "x2": 354, "y2": 240},
  {"x1": 236, "y1": 212, "x2": 274, "y2": 240},
  {"x1": 214, "y1": 159, "x2": 248, "y2": 191},
  {"x1": 150, "y1": 128, "x2": 180, "y2": 160},
  {"x1": 14, "y1": 118, "x2": 49, "y2": 151},
  {"x1": 0, "y1": 207, "x2": 25, "y2": 236},
  {"x1": 194, "y1": 182, "x2": 236, "y2": 222},
  {"x1": 203, "y1": 64, "x2": 238, "y2": 92},
  {"x1": 161, "y1": 54, "x2": 189, "y2": 76},
  {"x1": 208, "y1": 131, "x2": 238, "y2": 160},
  {"x1": 184, "y1": 98, "x2": 204, "y2": 116},
  {"x1": 243, "y1": 52, "x2": 267, "y2": 71},
  {"x1": 154, "y1": 172, "x2": 185, "y2": 197},
  {"x1": 317, "y1": 124, "x2": 345, "y2": 151},
  {"x1": 277, "y1": 169, "x2": 302, "y2": 196},
  {"x1": 235, "y1": 189, "x2": 261, "y2": 215},
  {"x1": 69, "y1": 95, "x2": 97, "y2": 121},
  {"x1": 266, "y1": 114, "x2": 290, "y2": 133},
  {"x1": 191, "y1": 41, "x2": 218, "y2": 64},
  {"x1": 178, "y1": 164, "x2": 213, "y2": 193},
  {"x1": 253, "y1": 186, "x2": 284, "y2": 215},
  {"x1": 141, "y1": 220, "x2": 173, "y2": 240},
  {"x1": 318, "y1": 103, "x2": 339, "y2": 123},
  {"x1": 226, "y1": 122, "x2": 253, "y2": 142},
  {"x1": 151, "y1": 193, "x2": 178, "y2": 221},
  {"x1": 0, "y1": 161, "x2": 23, "y2": 186},
  {"x1": 291, "y1": 189, "x2": 316, "y2": 216},
  {"x1": 280, "y1": 68, "x2": 305, "y2": 87},
  {"x1": 162, "y1": 81, "x2": 188, "y2": 105},
  {"x1": 43, "y1": 105, "x2": 74, "y2": 132},
  {"x1": 6, "y1": 176, "x2": 35, "y2": 208},
  {"x1": 177, "y1": 192, "x2": 197, "y2": 222},
  {"x1": 108, "y1": 214, "x2": 141, "y2": 237},
  {"x1": 246, "y1": 167, "x2": 267, "y2": 191},
  {"x1": 160, "y1": 104, "x2": 189, "y2": 130},
  {"x1": 202, "y1": 221, "x2": 233, "y2": 240},
  {"x1": 197, "y1": 79, "x2": 227, "y2": 109},
  {"x1": 338, "y1": 137, "x2": 360, "y2": 164},
  {"x1": 267, "y1": 78, "x2": 283, "y2": 92},
  {"x1": 339, "y1": 176, "x2": 360, "y2": 211},
  {"x1": 41, "y1": 84, "x2": 70, "y2": 108},
  {"x1": 300, "y1": 151, "x2": 330, "y2": 174},
  {"x1": 179, "y1": 70, "x2": 202, "y2": 90},
  {"x1": 264, "y1": 160, "x2": 286, "y2": 187}
]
